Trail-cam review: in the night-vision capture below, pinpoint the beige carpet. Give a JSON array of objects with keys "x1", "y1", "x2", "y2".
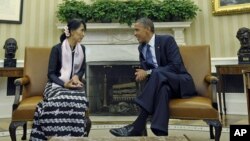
[
  {"x1": 1, "y1": 115, "x2": 243, "y2": 141},
  {"x1": 0, "y1": 124, "x2": 229, "y2": 141},
  {"x1": 50, "y1": 136, "x2": 188, "y2": 141}
]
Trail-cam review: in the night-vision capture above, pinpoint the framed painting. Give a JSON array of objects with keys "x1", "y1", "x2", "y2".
[
  {"x1": 0, "y1": 0, "x2": 23, "y2": 24},
  {"x1": 212, "y1": 0, "x2": 250, "y2": 15}
]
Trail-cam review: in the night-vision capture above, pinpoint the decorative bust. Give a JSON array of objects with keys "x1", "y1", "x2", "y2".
[
  {"x1": 3, "y1": 38, "x2": 18, "y2": 67},
  {"x1": 237, "y1": 27, "x2": 250, "y2": 64},
  {"x1": 236, "y1": 27, "x2": 250, "y2": 49}
]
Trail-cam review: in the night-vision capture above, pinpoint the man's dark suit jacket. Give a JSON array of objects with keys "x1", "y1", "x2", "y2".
[{"x1": 138, "y1": 35, "x2": 196, "y2": 98}]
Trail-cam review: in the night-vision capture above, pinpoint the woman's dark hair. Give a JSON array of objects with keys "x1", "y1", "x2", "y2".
[{"x1": 60, "y1": 19, "x2": 87, "y2": 43}]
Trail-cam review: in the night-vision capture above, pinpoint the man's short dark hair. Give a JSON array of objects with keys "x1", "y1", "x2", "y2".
[{"x1": 136, "y1": 17, "x2": 155, "y2": 33}]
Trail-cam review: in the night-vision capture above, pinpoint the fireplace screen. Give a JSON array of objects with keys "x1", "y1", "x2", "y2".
[{"x1": 86, "y1": 62, "x2": 141, "y2": 115}]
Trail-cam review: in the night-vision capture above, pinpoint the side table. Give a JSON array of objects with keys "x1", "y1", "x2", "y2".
[
  {"x1": 216, "y1": 64, "x2": 250, "y2": 117},
  {"x1": 0, "y1": 67, "x2": 23, "y2": 95}
]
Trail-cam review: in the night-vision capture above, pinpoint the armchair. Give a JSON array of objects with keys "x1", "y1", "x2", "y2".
[
  {"x1": 169, "y1": 45, "x2": 222, "y2": 141},
  {"x1": 9, "y1": 47, "x2": 91, "y2": 141}
]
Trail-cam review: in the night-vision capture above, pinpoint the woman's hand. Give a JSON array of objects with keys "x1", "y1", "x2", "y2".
[
  {"x1": 64, "y1": 79, "x2": 83, "y2": 89},
  {"x1": 71, "y1": 75, "x2": 84, "y2": 87},
  {"x1": 64, "y1": 79, "x2": 75, "y2": 89}
]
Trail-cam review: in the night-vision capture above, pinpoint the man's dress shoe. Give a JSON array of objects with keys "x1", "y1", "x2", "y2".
[{"x1": 109, "y1": 124, "x2": 147, "y2": 137}]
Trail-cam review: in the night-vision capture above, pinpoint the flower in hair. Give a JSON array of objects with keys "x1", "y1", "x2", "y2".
[{"x1": 64, "y1": 26, "x2": 70, "y2": 37}]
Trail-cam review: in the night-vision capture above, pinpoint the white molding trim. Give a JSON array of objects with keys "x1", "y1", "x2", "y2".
[
  {"x1": 57, "y1": 22, "x2": 192, "y2": 30},
  {"x1": 57, "y1": 22, "x2": 192, "y2": 45},
  {"x1": 211, "y1": 57, "x2": 238, "y2": 73},
  {"x1": 0, "y1": 60, "x2": 24, "y2": 67}
]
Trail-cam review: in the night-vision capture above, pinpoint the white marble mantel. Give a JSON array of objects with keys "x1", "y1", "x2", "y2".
[
  {"x1": 57, "y1": 22, "x2": 192, "y2": 62},
  {"x1": 58, "y1": 22, "x2": 191, "y2": 45}
]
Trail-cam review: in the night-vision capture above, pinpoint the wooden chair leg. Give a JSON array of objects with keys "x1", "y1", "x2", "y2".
[
  {"x1": 214, "y1": 121, "x2": 222, "y2": 141},
  {"x1": 21, "y1": 122, "x2": 27, "y2": 140},
  {"x1": 204, "y1": 120, "x2": 222, "y2": 141},
  {"x1": 84, "y1": 117, "x2": 92, "y2": 137},
  {"x1": 9, "y1": 121, "x2": 26, "y2": 141}
]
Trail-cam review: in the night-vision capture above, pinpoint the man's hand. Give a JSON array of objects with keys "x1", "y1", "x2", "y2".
[{"x1": 135, "y1": 69, "x2": 147, "y2": 82}]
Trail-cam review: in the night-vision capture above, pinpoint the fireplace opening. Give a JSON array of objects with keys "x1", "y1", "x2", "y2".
[{"x1": 86, "y1": 61, "x2": 141, "y2": 115}]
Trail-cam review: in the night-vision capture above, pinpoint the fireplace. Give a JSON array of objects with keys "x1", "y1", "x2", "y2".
[
  {"x1": 57, "y1": 22, "x2": 192, "y2": 116},
  {"x1": 86, "y1": 61, "x2": 141, "y2": 115}
]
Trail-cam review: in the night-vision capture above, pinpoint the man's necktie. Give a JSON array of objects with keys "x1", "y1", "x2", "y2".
[{"x1": 146, "y1": 44, "x2": 156, "y2": 69}]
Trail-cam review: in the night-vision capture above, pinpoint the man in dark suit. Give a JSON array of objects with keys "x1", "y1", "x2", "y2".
[{"x1": 110, "y1": 18, "x2": 197, "y2": 136}]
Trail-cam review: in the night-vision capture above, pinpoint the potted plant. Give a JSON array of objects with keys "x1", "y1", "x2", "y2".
[
  {"x1": 133, "y1": 0, "x2": 161, "y2": 21},
  {"x1": 56, "y1": 0, "x2": 200, "y2": 25},
  {"x1": 91, "y1": 0, "x2": 120, "y2": 23},
  {"x1": 117, "y1": 0, "x2": 138, "y2": 26},
  {"x1": 162, "y1": 0, "x2": 200, "y2": 21},
  {"x1": 117, "y1": 0, "x2": 166, "y2": 26},
  {"x1": 117, "y1": 0, "x2": 200, "y2": 25},
  {"x1": 56, "y1": 0, "x2": 91, "y2": 23}
]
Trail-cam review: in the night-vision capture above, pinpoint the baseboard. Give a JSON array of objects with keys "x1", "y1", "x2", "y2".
[
  {"x1": 224, "y1": 93, "x2": 248, "y2": 115},
  {"x1": 0, "y1": 60, "x2": 24, "y2": 67},
  {"x1": 0, "y1": 103, "x2": 13, "y2": 118},
  {"x1": 211, "y1": 57, "x2": 238, "y2": 73},
  {"x1": 0, "y1": 92, "x2": 15, "y2": 118}
]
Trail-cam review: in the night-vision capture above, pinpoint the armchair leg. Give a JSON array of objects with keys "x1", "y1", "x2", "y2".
[
  {"x1": 21, "y1": 122, "x2": 27, "y2": 140},
  {"x1": 9, "y1": 121, "x2": 26, "y2": 141},
  {"x1": 214, "y1": 121, "x2": 222, "y2": 141},
  {"x1": 84, "y1": 117, "x2": 92, "y2": 137},
  {"x1": 204, "y1": 120, "x2": 222, "y2": 141}
]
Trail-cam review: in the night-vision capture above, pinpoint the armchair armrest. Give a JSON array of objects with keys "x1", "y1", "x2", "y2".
[
  {"x1": 205, "y1": 75, "x2": 218, "y2": 104},
  {"x1": 12, "y1": 76, "x2": 30, "y2": 111},
  {"x1": 14, "y1": 75, "x2": 30, "y2": 86},
  {"x1": 205, "y1": 75, "x2": 218, "y2": 84}
]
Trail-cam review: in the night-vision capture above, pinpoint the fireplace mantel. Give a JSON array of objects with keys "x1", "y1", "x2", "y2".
[
  {"x1": 57, "y1": 22, "x2": 191, "y2": 29},
  {"x1": 57, "y1": 22, "x2": 192, "y2": 45},
  {"x1": 57, "y1": 22, "x2": 192, "y2": 62}
]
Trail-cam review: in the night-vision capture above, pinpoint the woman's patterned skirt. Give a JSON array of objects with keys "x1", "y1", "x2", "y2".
[{"x1": 30, "y1": 82, "x2": 88, "y2": 141}]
